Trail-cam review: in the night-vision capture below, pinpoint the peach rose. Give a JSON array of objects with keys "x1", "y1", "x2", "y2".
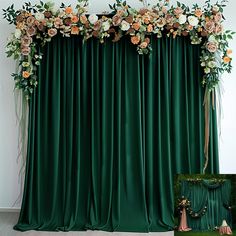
[
  {"x1": 71, "y1": 15, "x2": 79, "y2": 23},
  {"x1": 227, "y1": 49, "x2": 233, "y2": 56},
  {"x1": 132, "y1": 22, "x2": 141, "y2": 31},
  {"x1": 21, "y1": 35, "x2": 32, "y2": 46},
  {"x1": 162, "y1": 6, "x2": 168, "y2": 14},
  {"x1": 174, "y1": 7, "x2": 183, "y2": 16},
  {"x1": 194, "y1": 9, "x2": 202, "y2": 18},
  {"x1": 71, "y1": 26, "x2": 79, "y2": 34},
  {"x1": 147, "y1": 24, "x2": 153, "y2": 32},
  {"x1": 22, "y1": 71, "x2": 30, "y2": 78},
  {"x1": 21, "y1": 46, "x2": 31, "y2": 56},
  {"x1": 26, "y1": 26, "x2": 36, "y2": 36},
  {"x1": 131, "y1": 35, "x2": 140, "y2": 45},
  {"x1": 54, "y1": 17, "x2": 63, "y2": 28},
  {"x1": 65, "y1": 7, "x2": 73, "y2": 14},
  {"x1": 112, "y1": 14, "x2": 122, "y2": 26},
  {"x1": 26, "y1": 16, "x2": 35, "y2": 26},
  {"x1": 214, "y1": 12, "x2": 222, "y2": 22},
  {"x1": 48, "y1": 28, "x2": 57, "y2": 37},
  {"x1": 214, "y1": 24, "x2": 223, "y2": 34},
  {"x1": 139, "y1": 8, "x2": 148, "y2": 16},
  {"x1": 156, "y1": 18, "x2": 166, "y2": 28},
  {"x1": 140, "y1": 41, "x2": 148, "y2": 49},
  {"x1": 204, "y1": 21, "x2": 215, "y2": 33},
  {"x1": 206, "y1": 41, "x2": 218, "y2": 53},
  {"x1": 80, "y1": 15, "x2": 88, "y2": 24},
  {"x1": 93, "y1": 20, "x2": 102, "y2": 31},
  {"x1": 223, "y1": 56, "x2": 231, "y2": 63}
]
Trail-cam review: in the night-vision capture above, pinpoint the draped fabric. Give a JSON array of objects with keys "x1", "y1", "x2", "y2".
[
  {"x1": 14, "y1": 35, "x2": 219, "y2": 232},
  {"x1": 180, "y1": 180, "x2": 232, "y2": 231}
]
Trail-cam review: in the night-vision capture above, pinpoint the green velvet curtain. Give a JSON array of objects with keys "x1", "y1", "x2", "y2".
[
  {"x1": 180, "y1": 180, "x2": 231, "y2": 231},
  {"x1": 14, "y1": 35, "x2": 219, "y2": 232}
]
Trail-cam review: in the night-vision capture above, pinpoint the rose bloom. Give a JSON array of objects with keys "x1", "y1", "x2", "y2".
[
  {"x1": 26, "y1": 16, "x2": 35, "y2": 26},
  {"x1": 144, "y1": 37, "x2": 150, "y2": 44},
  {"x1": 22, "y1": 71, "x2": 30, "y2": 78},
  {"x1": 214, "y1": 24, "x2": 223, "y2": 34},
  {"x1": 165, "y1": 14, "x2": 174, "y2": 24},
  {"x1": 162, "y1": 6, "x2": 168, "y2": 14},
  {"x1": 186, "y1": 24, "x2": 193, "y2": 31},
  {"x1": 201, "y1": 30, "x2": 208, "y2": 37},
  {"x1": 48, "y1": 28, "x2": 57, "y2": 37},
  {"x1": 174, "y1": 7, "x2": 183, "y2": 16},
  {"x1": 37, "y1": 23, "x2": 45, "y2": 31},
  {"x1": 16, "y1": 14, "x2": 24, "y2": 23},
  {"x1": 156, "y1": 18, "x2": 166, "y2": 28},
  {"x1": 116, "y1": 10, "x2": 125, "y2": 16},
  {"x1": 131, "y1": 35, "x2": 140, "y2": 45},
  {"x1": 132, "y1": 22, "x2": 141, "y2": 31},
  {"x1": 125, "y1": 15, "x2": 133, "y2": 24},
  {"x1": 206, "y1": 41, "x2": 218, "y2": 53},
  {"x1": 80, "y1": 15, "x2": 88, "y2": 24},
  {"x1": 204, "y1": 21, "x2": 215, "y2": 33},
  {"x1": 71, "y1": 15, "x2": 79, "y2": 23},
  {"x1": 120, "y1": 20, "x2": 130, "y2": 31},
  {"x1": 21, "y1": 46, "x2": 31, "y2": 56},
  {"x1": 71, "y1": 26, "x2": 79, "y2": 35},
  {"x1": 140, "y1": 41, "x2": 148, "y2": 49},
  {"x1": 44, "y1": 11, "x2": 52, "y2": 18},
  {"x1": 214, "y1": 12, "x2": 222, "y2": 22},
  {"x1": 227, "y1": 49, "x2": 233, "y2": 56},
  {"x1": 93, "y1": 20, "x2": 102, "y2": 31},
  {"x1": 54, "y1": 17, "x2": 63, "y2": 28},
  {"x1": 147, "y1": 24, "x2": 153, "y2": 32},
  {"x1": 139, "y1": 8, "x2": 148, "y2": 16},
  {"x1": 112, "y1": 14, "x2": 122, "y2": 26},
  {"x1": 64, "y1": 18, "x2": 72, "y2": 26},
  {"x1": 26, "y1": 26, "x2": 37, "y2": 36},
  {"x1": 143, "y1": 16, "x2": 150, "y2": 24},
  {"x1": 65, "y1": 7, "x2": 73, "y2": 14},
  {"x1": 21, "y1": 35, "x2": 32, "y2": 46},
  {"x1": 194, "y1": 9, "x2": 202, "y2": 18},
  {"x1": 223, "y1": 56, "x2": 231, "y2": 63}
]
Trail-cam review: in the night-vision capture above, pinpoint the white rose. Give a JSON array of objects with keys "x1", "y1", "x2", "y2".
[
  {"x1": 88, "y1": 14, "x2": 98, "y2": 24},
  {"x1": 15, "y1": 29, "x2": 21, "y2": 39},
  {"x1": 212, "y1": 5, "x2": 219, "y2": 12},
  {"x1": 188, "y1": 16, "x2": 199, "y2": 27},
  {"x1": 35, "y1": 12, "x2": 45, "y2": 21},
  {"x1": 102, "y1": 21, "x2": 110, "y2": 31},
  {"x1": 179, "y1": 14, "x2": 187, "y2": 24},
  {"x1": 120, "y1": 20, "x2": 130, "y2": 31}
]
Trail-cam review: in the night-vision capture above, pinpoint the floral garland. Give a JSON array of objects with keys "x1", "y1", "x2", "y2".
[{"x1": 3, "y1": 0, "x2": 234, "y2": 99}]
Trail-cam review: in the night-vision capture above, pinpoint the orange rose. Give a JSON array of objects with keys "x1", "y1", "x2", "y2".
[
  {"x1": 132, "y1": 22, "x2": 141, "y2": 31},
  {"x1": 194, "y1": 9, "x2": 202, "y2": 18},
  {"x1": 227, "y1": 49, "x2": 233, "y2": 56},
  {"x1": 22, "y1": 71, "x2": 30, "y2": 78},
  {"x1": 71, "y1": 15, "x2": 79, "y2": 23},
  {"x1": 223, "y1": 56, "x2": 231, "y2": 63},
  {"x1": 80, "y1": 15, "x2": 88, "y2": 24},
  {"x1": 131, "y1": 35, "x2": 140, "y2": 45},
  {"x1": 65, "y1": 7, "x2": 73, "y2": 14},
  {"x1": 71, "y1": 26, "x2": 79, "y2": 35},
  {"x1": 147, "y1": 24, "x2": 153, "y2": 32}
]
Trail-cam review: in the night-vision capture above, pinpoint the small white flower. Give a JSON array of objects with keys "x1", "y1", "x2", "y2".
[
  {"x1": 204, "y1": 67, "x2": 211, "y2": 73},
  {"x1": 120, "y1": 20, "x2": 130, "y2": 31},
  {"x1": 201, "y1": 62, "x2": 206, "y2": 67},
  {"x1": 179, "y1": 14, "x2": 187, "y2": 24},
  {"x1": 15, "y1": 29, "x2": 21, "y2": 39},
  {"x1": 102, "y1": 21, "x2": 110, "y2": 31},
  {"x1": 208, "y1": 61, "x2": 217, "y2": 68},
  {"x1": 35, "y1": 12, "x2": 45, "y2": 21},
  {"x1": 88, "y1": 14, "x2": 98, "y2": 24},
  {"x1": 212, "y1": 5, "x2": 219, "y2": 12},
  {"x1": 188, "y1": 16, "x2": 199, "y2": 27}
]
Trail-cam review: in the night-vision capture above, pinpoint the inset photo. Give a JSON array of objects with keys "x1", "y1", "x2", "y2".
[{"x1": 174, "y1": 174, "x2": 236, "y2": 236}]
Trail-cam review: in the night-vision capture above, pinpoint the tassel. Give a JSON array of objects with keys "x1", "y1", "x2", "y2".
[{"x1": 203, "y1": 88, "x2": 211, "y2": 174}]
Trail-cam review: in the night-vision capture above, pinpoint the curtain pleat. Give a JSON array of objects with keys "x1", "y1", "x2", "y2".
[{"x1": 14, "y1": 35, "x2": 219, "y2": 232}]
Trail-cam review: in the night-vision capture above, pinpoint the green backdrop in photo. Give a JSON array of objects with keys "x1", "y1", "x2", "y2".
[{"x1": 14, "y1": 35, "x2": 219, "y2": 232}]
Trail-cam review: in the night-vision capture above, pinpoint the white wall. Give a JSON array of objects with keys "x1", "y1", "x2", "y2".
[{"x1": 0, "y1": 0, "x2": 236, "y2": 209}]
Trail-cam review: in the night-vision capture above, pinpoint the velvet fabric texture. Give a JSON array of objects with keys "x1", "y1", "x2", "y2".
[{"x1": 14, "y1": 35, "x2": 219, "y2": 232}]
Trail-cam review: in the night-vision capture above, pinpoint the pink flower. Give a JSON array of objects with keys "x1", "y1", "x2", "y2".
[
  {"x1": 26, "y1": 26, "x2": 37, "y2": 36},
  {"x1": 140, "y1": 41, "x2": 148, "y2": 49},
  {"x1": 54, "y1": 17, "x2": 63, "y2": 28},
  {"x1": 204, "y1": 21, "x2": 215, "y2": 33},
  {"x1": 214, "y1": 12, "x2": 222, "y2": 22},
  {"x1": 206, "y1": 41, "x2": 218, "y2": 53},
  {"x1": 21, "y1": 35, "x2": 32, "y2": 46},
  {"x1": 26, "y1": 16, "x2": 35, "y2": 26},
  {"x1": 214, "y1": 24, "x2": 223, "y2": 34},
  {"x1": 21, "y1": 46, "x2": 31, "y2": 56},
  {"x1": 93, "y1": 20, "x2": 102, "y2": 31},
  {"x1": 174, "y1": 7, "x2": 183, "y2": 16},
  {"x1": 48, "y1": 28, "x2": 57, "y2": 37},
  {"x1": 37, "y1": 23, "x2": 45, "y2": 32},
  {"x1": 112, "y1": 14, "x2": 122, "y2": 26}
]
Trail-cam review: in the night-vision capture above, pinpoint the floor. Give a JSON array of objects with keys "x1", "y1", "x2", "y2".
[{"x1": 0, "y1": 213, "x2": 174, "y2": 236}]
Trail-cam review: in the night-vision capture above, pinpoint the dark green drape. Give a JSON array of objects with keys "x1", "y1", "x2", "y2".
[
  {"x1": 14, "y1": 35, "x2": 219, "y2": 232},
  {"x1": 180, "y1": 180, "x2": 231, "y2": 231}
]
